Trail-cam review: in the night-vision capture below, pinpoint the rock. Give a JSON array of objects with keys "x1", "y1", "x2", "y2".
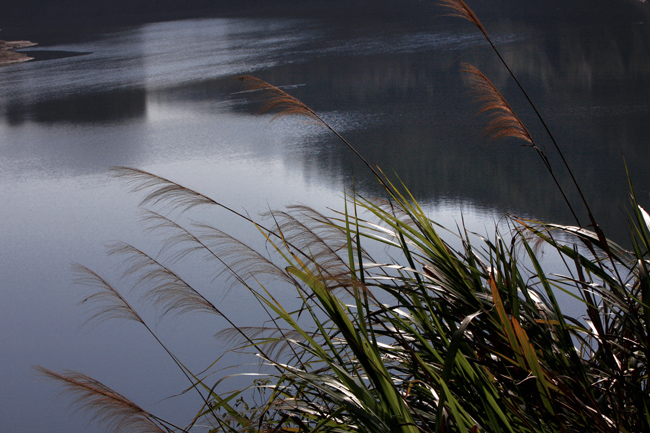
[{"x1": 0, "y1": 40, "x2": 38, "y2": 65}]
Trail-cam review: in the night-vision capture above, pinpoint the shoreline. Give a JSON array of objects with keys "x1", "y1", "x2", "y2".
[{"x1": 0, "y1": 40, "x2": 38, "y2": 65}]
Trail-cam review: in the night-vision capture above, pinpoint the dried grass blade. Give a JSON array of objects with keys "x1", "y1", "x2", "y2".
[
  {"x1": 489, "y1": 276, "x2": 525, "y2": 367},
  {"x1": 511, "y1": 318, "x2": 556, "y2": 414}
]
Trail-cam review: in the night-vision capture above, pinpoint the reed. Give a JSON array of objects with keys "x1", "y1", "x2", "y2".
[{"x1": 38, "y1": 1, "x2": 650, "y2": 432}]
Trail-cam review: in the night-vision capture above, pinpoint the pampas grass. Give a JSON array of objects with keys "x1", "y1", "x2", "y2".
[{"x1": 37, "y1": 2, "x2": 650, "y2": 432}]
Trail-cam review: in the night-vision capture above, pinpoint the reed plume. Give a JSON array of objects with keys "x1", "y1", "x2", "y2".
[
  {"x1": 111, "y1": 167, "x2": 219, "y2": 212},
  {"x1": 36, "y1": 367, "x2": 172, "y2": 433},
  {"x1": 73, "y1": 263, "x2": 144, "y2": 325},
  {"x1": 462, "y1": 62, "x2": 584, "y2": 227},
  {"x1": 461, "y1": 63, "x2": 534, "y2": 146},
  {"x1": 237, "y1": 75, "x2": 321, "y2": 123},
  {"x1": 72, "y1": 262, "x2": 222, "y2": 427},
  {"x1": 106, "y1": 218, "x2": 297, "y2": 371},
  {"x1": 215, "y1": 326, "x2": 305, "y2": 360},
  {"x1": 140, "y1": 209, "x2": 295, "y2": 293},
  {"x1": 439, "y1": 0, "x2": 612, "y2": 248},
  {"x1": 111, "y1": 167, "x2": 319, "y2": 267},
  {"x1": 237, "y1": 76, "x2": 395, "y2": 195},
  {"x1": 438, "y1": 0, "x2": 487, "y2": 36},
  {"x1": 108, "y1": 241, "x2": 222, "y2": 318},
  {"x1": 264, "y1": 205, "x2": 371, "y2": 292}
]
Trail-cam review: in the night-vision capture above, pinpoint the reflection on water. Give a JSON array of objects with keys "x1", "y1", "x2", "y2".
[
  {"x1": 2, "y1": 6, "x2": 650, "y2": 433},
  {"x1": 5, "y1": 88, "x2": 147, "y2": 125}
]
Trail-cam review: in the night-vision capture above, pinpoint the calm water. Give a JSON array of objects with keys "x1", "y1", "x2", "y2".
[{"x1": 2, "y1": 5, "x2": 650, "y2": 432}]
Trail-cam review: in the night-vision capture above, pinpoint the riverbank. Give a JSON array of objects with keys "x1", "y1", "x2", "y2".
[{"x1": 0, "y1": 40, "x2": 37, "y2": 65}]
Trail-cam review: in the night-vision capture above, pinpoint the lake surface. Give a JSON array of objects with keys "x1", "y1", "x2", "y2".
[{"x1": 2, "y1": 3, "x2": 650, "y2": 432}]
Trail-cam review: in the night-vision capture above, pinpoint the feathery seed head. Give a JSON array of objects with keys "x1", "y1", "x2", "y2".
[
  {"x1": 462, "y1": 63, "x2": 535, "y2": 146},
  {"x1": 438, "y1": 0, "x2": 487, "y2": 36},
  {"x1": 237, "y1": 75, "x2": 320, "y2": 122}
]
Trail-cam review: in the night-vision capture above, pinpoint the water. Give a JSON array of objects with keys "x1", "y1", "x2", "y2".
[{"x1": 2, "y1": 4, "x2": 650, "y2": 432}]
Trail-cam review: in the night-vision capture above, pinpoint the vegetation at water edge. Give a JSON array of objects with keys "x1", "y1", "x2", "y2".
[{"x1": 38, "y1": 1, "x2": 650, "y2": 432}]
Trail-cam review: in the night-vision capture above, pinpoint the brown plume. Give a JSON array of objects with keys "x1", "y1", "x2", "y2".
[
  {"x1": 35, "y1": 367, "x2": 170, "y2": 433},
  {"x1": 462, "y1": 63, "x2": 535, "y2": 146},
  {"x1": 73, "y1": 263, "x2": 144, "y2": 326},
  {"x1": 108, "y1": 241, "x2": 222, "y2": 318},
  {"x1": 438, "y1": 0, "x2": 487, "y2": 36},
  {"x1": 237, "y1": 75, "x2": 321, "y2": 123},
  {"x1": 237, "y1": 76, "x2": 394, "y2": 194}
]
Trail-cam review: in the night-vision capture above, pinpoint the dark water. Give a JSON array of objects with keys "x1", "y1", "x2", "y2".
[{"x1": 2, "y1": 3, "x2": 650, "y2": 432}]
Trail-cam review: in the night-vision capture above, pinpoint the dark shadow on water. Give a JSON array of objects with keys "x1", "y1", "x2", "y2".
[
  {"x1": 17, "y1": 50, "x2": 92, "y2": 62},
  {"x1": 5, "y1": 88, "x2": 147, "y2": 125}
]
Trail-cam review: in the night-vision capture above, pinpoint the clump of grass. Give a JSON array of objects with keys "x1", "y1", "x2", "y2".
[{"x1": 38, "y1": 1, "x2": 650, "y2": 432}]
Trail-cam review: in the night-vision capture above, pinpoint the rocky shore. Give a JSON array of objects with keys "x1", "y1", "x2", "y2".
[{"x1": 0, "y1": 40, "x2": 37, "y2": 65}]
